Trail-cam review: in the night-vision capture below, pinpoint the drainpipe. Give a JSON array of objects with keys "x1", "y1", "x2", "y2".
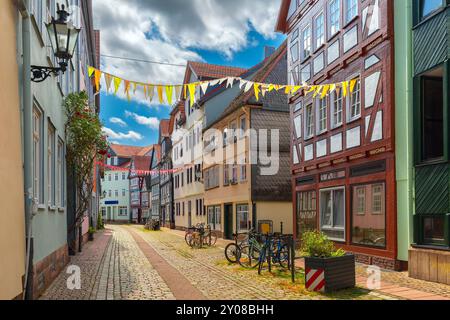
[{"x1": 18, "y1": 0, "x2": 34, "y2": 300}]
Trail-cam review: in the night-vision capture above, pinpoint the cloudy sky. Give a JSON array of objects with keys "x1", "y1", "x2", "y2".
[{"x1": 93, "y1": 0, "x2": 285, "y2": 146}]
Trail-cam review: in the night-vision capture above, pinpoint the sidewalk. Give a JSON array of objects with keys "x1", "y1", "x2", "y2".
[{"x1": 163, "y1": 227, "x2": 450, "y2": 301}]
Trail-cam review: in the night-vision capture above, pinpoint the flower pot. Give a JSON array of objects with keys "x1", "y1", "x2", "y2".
[{"x1": 304, "y1": 254, "x2": 355, "y2": 293}]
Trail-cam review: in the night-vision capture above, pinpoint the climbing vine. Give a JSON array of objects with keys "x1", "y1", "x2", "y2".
[{"x1": 64, "y1": 91, "x2": 108, "y2": 251}]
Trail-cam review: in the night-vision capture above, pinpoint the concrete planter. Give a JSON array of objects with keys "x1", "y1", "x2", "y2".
[{"x1": 305, "y1": 254, "x2": 356, "y2": 293}]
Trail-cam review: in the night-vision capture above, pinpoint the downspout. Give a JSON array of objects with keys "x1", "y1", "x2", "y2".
[{"x1": 18, "y1": 0, "x2": 35, "y2": 300}]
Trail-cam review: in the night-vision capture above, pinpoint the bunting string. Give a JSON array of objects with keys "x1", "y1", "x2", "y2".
[{"x1": 88, "y1": 66, "x2": 359, "y2": 107}]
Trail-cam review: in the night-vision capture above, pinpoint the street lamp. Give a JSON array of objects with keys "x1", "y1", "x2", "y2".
[{"x1": 31, "y1": 4, "x2": 81, "y2": 83}]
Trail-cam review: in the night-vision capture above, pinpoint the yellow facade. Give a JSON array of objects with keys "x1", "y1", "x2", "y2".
[{"x1": 0, "y1": 0, "x2": 26, "y2": 300}]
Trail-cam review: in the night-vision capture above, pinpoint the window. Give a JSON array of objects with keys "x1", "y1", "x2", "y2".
[
  {"x1": 108, "y1": 190, "x2": 112, "y2": 197},
  {"x1": 223, "y1": 164, "x2": 230, "y2": 186},
  {"x1": 288, "y1": 0, "x2": 298, "y2": 19},
  {"x1": 423, "y1": 216, "x2": 445, "y2": 245},
  {"x1": 122, "y1": 172, "x2": 126, "y2": 180},
  {"x1": 331, "y1": 88, "x2": 343, "y2": 127},
  {"x1": 302, "y1": 25, "x2": 311, "y2": 58},
  {"x1": 232, "y1": 164, "x2": 238, "y2": 184},
  {"x1": 240, "y1": 161, "x2": 247, "y2": 182},
  {"x1": 239, "y1": 116, "x2": 247, "y2": 139},
  {"x1": 115, "y1": 190, "x2": 119, "y2": 197},
  {"x1": 352, "y1": 183, "x2": 386, "y2": 247},
  {"x1": 314, "y1": 12, "x2": 325, "y2": 49},
  {"x1": 47, "y1": 123, "x2": 55, "y2": 207},
  {"x1": 305, "y1": 104, "x2": 315, "y2": 138},
  {"x1": 56, "y1": 139, "x2": 64, "y2": 207},
  {"x1": 294, "y1": 115, "x2": 302, "y2": 139},
  {"x1": 355, "y1": 187, "x2": 365, "y2": 215},
  {"x1": 317, "y1": 98, "x2": 327, "y2": 133},
  {"x1": 348, "y1": 77, "x2": 361, "y2": 121},
  {"x1": 296, "y1": 191, "x2": 317, "y2": 239},
  {"x1": 345, "y1": 0, "x2": 358, "y2": 23},
  {"x1": 119, "y1": 207, "x2": 128, "y2": 216},
  {"x1": 115, "y1": 173, "x2": 119, "y2": 181},
  {"x1": 320, "y1": 187, "x2": 345, "y2": 241},
  {"x1": 33, "y1": 107, "x2": 43, "y2": 204},
  {"x1": 420, "y1": 67, "x2": 444, "y2": 162},
  {"x1": 208, "y1": 206, "x2": 221, "y2": 231},
  {"x1": 419, "y1": 0, "x2": 443, "y2": 20},
  {"x1": 237, "y1": 205, "x2": 250, "y2": 232},
  {"x1": 329, "y1": 0, "x2": 340, "y2": 36},
  {"x1": 122, "y1": 189, "x2": 126, "y2": 197},
  {"x1": 108, "y1": 174, "x2": 111, "y2": 182}
]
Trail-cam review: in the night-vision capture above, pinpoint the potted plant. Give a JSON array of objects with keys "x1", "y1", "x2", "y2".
[
  {"x1": 88, "y1": 227, "x2": 96, "y2": 241},
  {"x1": 301, "y1": 231, "x2": 355, "y2": 293}
]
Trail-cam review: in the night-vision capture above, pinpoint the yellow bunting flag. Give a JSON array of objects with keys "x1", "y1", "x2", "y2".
[
  {"x1": 254, "y1": 83, "x2": 261, "y2": 101},
  {"x1": 313, "y1": 85, "x2": 323, "y2": 98},
  {"x1": 183, "y1": 84, "x2": 187, "y2": 100},
  {"x1": 349, "y1": 79, "x2": 358, "y2": 93},
  {"x1": 88, "y1": 66, "x2": 95, "y2": 78},
  {"x1": 342, "y1": 81, "x2": 349, "y2": 97},
  {"x1": 114, "y1": 77, "x2": 122, "y2": 95},
  {"x1": 133, "y1": 82, "x2": 138, "y2": 94},
  {"x1": 284, "y1": 85, "x2": 293, "y2": 94},
  {"x1": 329, "y1": 83, "x2": 336, "y2": 93},
  {"x1": 105, "y1": 74, "x2": 113, "y2": 93},
  {"x1": 292, "y1": 86, "x2": 302, "y2": 94},
  {"x1": 143, "y1": 85, "x2": 147, "y2": 99},
  {"x1": 157, "y1": 85, "x2": 164, "y2": 104},
  {"x1": 188, "y1": 83, "x2": 197, "y2": 107},
  {"x1": 321, "y1": 84, "x2": 330, "y2": 99},
  {"x1": 94, "y1": 70, "x2": 101, "y2": 92},
  {"x1": 165, "y1": 85, "x2": 174, "y2": 105}
]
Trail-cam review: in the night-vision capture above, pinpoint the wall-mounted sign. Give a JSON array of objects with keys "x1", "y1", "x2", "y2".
[
  {"x1": 320, "y1": 170, "x2": 346, "y2": 182},
  {"x1": 105, "y1": 201, "x2": 119, "y2": 205}
]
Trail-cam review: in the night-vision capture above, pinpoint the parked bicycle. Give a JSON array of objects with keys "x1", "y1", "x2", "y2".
[
  {"x1": 237, "y1": 231, "x2": 264, "y2": 269},
  {"x1": 225, "y1": 232, "x2": 251, "y2": 263},
  {"x1": 257, "y1": 234, "x2": 291, "y2": 274},
  {"x1": 186, "y1": 223, "x2": 218, "y2": 249}
]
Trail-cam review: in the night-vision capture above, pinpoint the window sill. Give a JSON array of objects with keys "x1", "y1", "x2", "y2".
[
  {"x1": 58, "y1": 207, "x2": 65, "y2": 213},
  {"x1": 37, "y1": 205, "x2": 46, "y2": 211},
  {"x1": 327, "y1": 30, "x2": 340, "y2": 43},
  {"x1": 316, "y1": 129, "x2": 328, "y2": 137},
  {"x1": 304, "y1": 135, "x2": 314, "y2": 141},
  {"x1": 342, "y1": 15, "x2": 359, "y2": 30},
  {"x1": 411, "y1": 244, "x2": 450, "y2": 252},
  {"x1": 347, "y1": 116, "x2": 361, "y2": 125},
  {"x1": 331, "y1": 123, "x2": 343, "y2": 131},
  {"x1": 48, "y1": 205, "x2": 57, "y2": 212}
]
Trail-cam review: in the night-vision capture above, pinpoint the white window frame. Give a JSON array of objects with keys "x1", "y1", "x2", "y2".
[
  {"x1": 345, "y1": 0, "x2": 358, "y2": 24},
  {"x1": 329, "y1": 0, "x2": 341, "y2": 37},
  {"x1": 331, "y1": 88, "x2": 344, "y2": 128},
  {"x1": 372, "y1": 184, "x2": 384, "y2": 215},
  {"x1": 319, "y1": 186, "x2": 346, "y2": 242},
  {"x1": 33, "y1": 106, "x2": 44, "y2": 205},
  {"x1": 347, "y1": 76, "x2": 361, "y2": 122},
  {"x1": 239, "y1": 116, "x2": 247, "y2": 139},
  {"x1": 314, "y1": 11, "x2": 325, "y2": 50},
  {"x1": 237, "y1": 204, "x2": 250, "y2": 232},
  {"x1": 294, "y1": 114, "x2": 302, "y2": 139},
  {"x1": 305, "y1": 104, "x2": 315, "y2": 139},
  {"x1": 355, "y1": 186, "x2": 365, "y2": 215},
  {"x1": 316, "y1": 97, "x2": 328, "y2": 134},
  {"x1": 47, "y1": 123, "x2": 56, "y2": 208},
  {"x1": 302, "y1": 25, "x2": 312, "y2": 59}
]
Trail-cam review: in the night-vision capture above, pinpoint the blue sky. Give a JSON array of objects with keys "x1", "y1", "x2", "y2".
[{"x1": 95, "y1": 0, "x2": 285, "y2": 147}]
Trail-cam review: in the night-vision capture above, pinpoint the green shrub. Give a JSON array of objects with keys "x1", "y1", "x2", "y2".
[{"x1": 301, "y1": 231, "x2": 346, "y2": 258}]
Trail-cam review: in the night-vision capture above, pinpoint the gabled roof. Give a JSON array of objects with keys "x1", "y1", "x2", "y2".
[
  {"x1": 131, "y1": 156, "x2": 151, "y2": 172},
  {"x1": 183, "y1": 61, "x2": 247, "y2": 85},
  {"x1": 206, "y1": 41, "x2": 287, "y2": 128},
  {"x1": 110, "y1": 144, "x2": 146, "y2": 158},
  {"x1": 137, "y1": 145, "x2": 155, "y2": 157}
]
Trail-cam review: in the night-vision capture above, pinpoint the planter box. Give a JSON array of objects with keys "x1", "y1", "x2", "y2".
[{"x1": 305, "y1": 254, "x2": 355, "y2": 293}]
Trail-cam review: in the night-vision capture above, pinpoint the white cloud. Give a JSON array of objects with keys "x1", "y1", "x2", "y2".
[
  {"x1": 102, "y1": 127, "x2": 143, "y2": 141},
  {"x1": 109, "y1": 117, "x2": 127, "y2": 127},
  {"x1": 125, "y1": 111, "x2": 160, "y2": 130},
  {"x1": 93, "y1": 0, "x2": 282, "y2": 105}
]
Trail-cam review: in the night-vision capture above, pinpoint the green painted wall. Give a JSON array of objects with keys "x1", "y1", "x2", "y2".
[{"x1": 394, "y1": 0, "x2": 414, "y2": 262}]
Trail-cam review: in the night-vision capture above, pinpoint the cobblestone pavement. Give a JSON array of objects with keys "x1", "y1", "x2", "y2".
[
  {"x1": 41, "y1": 226, "x2": 174, "y2": 300},
  {"x1": 40, "y1": 225, "x2": 449, "y2": 300}
]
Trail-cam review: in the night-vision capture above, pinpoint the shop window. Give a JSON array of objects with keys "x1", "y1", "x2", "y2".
[
  {"x1": 297, "y1": 191, "x2": 317, "y2": 239},
  {"x1": 420, "y1": 67, "x2": 444, "y2": 162},
  {"x1": 351, "y1": 183, "x2": 386, "y2": 248},
  {"x1": 423, "y1": 216, "x2": 445, "y2": 245},
  {"x1": 320, "y1": 187, "x2": 345, "y2": 241},
  {"x1": 237, "y1": 205, "x2": 250, "y2": 232}
]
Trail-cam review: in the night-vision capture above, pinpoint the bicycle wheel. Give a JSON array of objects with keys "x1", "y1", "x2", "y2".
[
  {"x1": 189, "y1": 235, "x2": 202, "y2": 249},
  {"x1": 277, "y1": 245, "x2": 290, "y2": 269},
  {"x1": 224, "y1": 243, "x2": 240, "y2": 263},
  {"x1": 238, "y1": 245, "x2": 261, "y2": 269}
]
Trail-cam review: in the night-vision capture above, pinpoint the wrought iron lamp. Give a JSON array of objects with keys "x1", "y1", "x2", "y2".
[{"x1": 31, "y1": 4, "x2": 81, "y2": 83}]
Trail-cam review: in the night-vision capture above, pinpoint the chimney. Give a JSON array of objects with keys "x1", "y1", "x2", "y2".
[{"x1": 264, "y1": 46, "x2": 276, "y2": 59}]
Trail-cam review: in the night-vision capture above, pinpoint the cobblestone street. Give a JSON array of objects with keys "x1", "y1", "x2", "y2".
[{"x1": 40, "y1": 225, "x2": 450, "y2": 300}]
